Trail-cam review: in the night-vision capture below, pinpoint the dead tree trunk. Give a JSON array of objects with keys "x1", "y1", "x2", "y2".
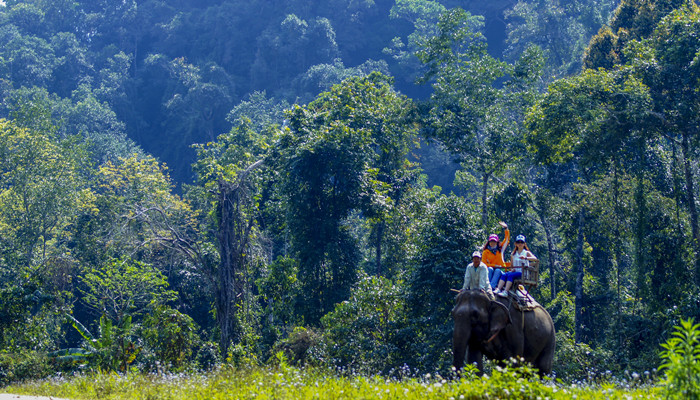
[{"x1": 215, "y1": 160, "x2": 263, "y2": 355}]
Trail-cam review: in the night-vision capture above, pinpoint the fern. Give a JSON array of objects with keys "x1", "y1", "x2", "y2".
[{"x1": 660, "y1": 318, "x2": 700, "y2": 400}]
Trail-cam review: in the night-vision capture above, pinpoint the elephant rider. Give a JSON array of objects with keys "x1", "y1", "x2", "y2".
[
  {"x1": 461, "y1": 251, "x2": 493, "y2": 296},
  {"x1": 482, "y1": 221, "x2": 510, "y2": 289},
  {"x1": 494, "y1": 234, "x2": 538, "y2": 297}
]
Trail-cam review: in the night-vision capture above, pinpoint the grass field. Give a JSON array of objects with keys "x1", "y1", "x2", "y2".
[{"x1": 2, "y1": 363, "x2": 662, "y2": 400}]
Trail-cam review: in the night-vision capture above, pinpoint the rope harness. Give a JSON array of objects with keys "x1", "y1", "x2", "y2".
[
  {"x1": 508, "y1": 295, "x2": 526, "y2": 331},
  {"x1": 483, "y1": 296, "x2": 526, "y2": 344}
]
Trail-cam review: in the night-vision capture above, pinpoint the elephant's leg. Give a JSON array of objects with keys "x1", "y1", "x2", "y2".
[
  {"x1": 452, "y1": 328, "x2": 468, "y2": 375},
  {"x1": 534, "y1": 334, "x2": 555, "y2": 376},
  {"x1": 528, "y1": 308, "x2": 556, "y2": 376},
  {"x1": 466, "y1": 347, "x2": 484, "y2": 375}
]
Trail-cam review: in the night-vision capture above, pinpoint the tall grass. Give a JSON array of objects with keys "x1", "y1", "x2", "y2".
[{"x1": 3, "y1": 361, "x2": 660, "y2": 400}]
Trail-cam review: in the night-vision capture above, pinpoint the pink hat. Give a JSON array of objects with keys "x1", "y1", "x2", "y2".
[{"x1": 488, "y1": 234, "x2": 499, "y2": 242}]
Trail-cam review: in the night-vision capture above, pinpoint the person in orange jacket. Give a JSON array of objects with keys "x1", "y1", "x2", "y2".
[{"x1": 482, "y1": 221, "x2": 510, "y2": 289}]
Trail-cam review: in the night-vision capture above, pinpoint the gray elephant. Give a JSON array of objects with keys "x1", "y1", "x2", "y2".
[{"x1": 452, "y1": 290, "x2": 555, "y2": 376}]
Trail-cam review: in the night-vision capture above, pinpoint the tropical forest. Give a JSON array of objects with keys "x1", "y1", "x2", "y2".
[{"x1": 0, "y1": 0, "x2": 699, "y2": 398}]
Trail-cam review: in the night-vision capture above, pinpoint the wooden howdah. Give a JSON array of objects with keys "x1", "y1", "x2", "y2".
[{"x1": 514, "y1": 259, "x2": 539, "y2": 288}]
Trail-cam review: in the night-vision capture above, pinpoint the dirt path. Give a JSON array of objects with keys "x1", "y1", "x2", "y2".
[{"x1": 0, "y1": 395, "x2": 71, "y2": 400}]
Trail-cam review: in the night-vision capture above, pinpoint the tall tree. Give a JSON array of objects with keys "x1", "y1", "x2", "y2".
[
  {"x1": 384, "y1": 0, "x2": 447, "y2": 86},
  {"x1": 583, "y1": 0, "x2": 687, "y2": 70},
  {"x1": 251, "y1": 14, "x2": 339, "y2": 96},
  {"x1": 416, "y1": 8, "x2": 544, "y2": 225},
  {"x1": 143, "y1": 54, "x2": 234, "y2": 182},
  {"x1": 1, "y1": 101, "x2": 92, "y2": 267},
  {"x1": 280, "y1": 72, "x2": 417, "y2": 321},
  {"x1": 504, "y1": 0, "x2": 617, "y2": 80},
  {"x1": 0, "y1": 106, "x2": 92, "y2": 350},
  {"x1": 526, "y1": 68, "x2": 652, "y2": 343},
  {"x1": 625, "y1": 1, "x2": 700, "y2": 283},
  {"x1": 303, "y1": 72, "x2": 419, "y2": 276},
  {"x1": 193, "y1": 119, "x2": 271, "y2": 355}
]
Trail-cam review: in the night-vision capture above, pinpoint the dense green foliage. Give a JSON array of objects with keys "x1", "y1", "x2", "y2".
[{"x1": 0, "y1": 0, "x2": 698, "y2": 396}]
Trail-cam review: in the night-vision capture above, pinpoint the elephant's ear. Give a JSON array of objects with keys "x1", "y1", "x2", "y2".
[{"x1": 487, "y1": 301, "x2": 512, "y2": 340}]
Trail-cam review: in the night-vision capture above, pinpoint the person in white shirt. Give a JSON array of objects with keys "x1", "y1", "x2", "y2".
[
  {"x1": 461, "y1": 250, "x2": 492, "y2": 294},
  {"x1": 494, "y1": 234, "x2": 537, "y2": 297}
]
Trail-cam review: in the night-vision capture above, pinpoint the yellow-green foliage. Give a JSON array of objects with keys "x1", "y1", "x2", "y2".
[{"x1": 4, "y1": 364, "x2": 661, "y2": 400}]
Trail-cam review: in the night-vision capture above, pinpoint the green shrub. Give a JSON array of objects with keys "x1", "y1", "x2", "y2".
[
  {"x1": 660, "y1": 318, "x2": 700, "y2": 399},
  {"x1": 0, "y1": 350, "x2": 53, "y2": 387},
  {"x1": 315, "y1": 272, "x2": 402, "y2": 374},
  {"x1": 226, "y1": 320, "x2": 263, "y2": 368},
  {"x1": 57, "y1": 313, "x2": 140, "y2": 372},
  {"x1": 194, "y1": 341, "x2": 220, "y2": 371},
  {"x1": 272, "y1": 326, "x2": 320, "y2": 366},
  {"x1": 553, "y1": 330, "x2": 613, "y2": 381},
  {"x1": 139, "y1": 305, "x2": 202, "y2": 371}
]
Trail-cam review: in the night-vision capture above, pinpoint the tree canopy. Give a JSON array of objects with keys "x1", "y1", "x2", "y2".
[{"x1": 0, "y1": 0, "x2": 699, "y2": 386}]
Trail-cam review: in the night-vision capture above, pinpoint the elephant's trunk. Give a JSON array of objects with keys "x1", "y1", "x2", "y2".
[{"x1": 452, "y1": 315, "x2": 472, "y2": 373}]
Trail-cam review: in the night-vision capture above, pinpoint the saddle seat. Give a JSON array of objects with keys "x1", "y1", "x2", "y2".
[{"x1": 503, "y1": 287, "x2": 540, "y2": 311}]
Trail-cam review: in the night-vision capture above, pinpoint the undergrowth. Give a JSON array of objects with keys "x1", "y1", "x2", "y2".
[{"x1": 2, "y1": 361, "x2": 661, "y2": 400}]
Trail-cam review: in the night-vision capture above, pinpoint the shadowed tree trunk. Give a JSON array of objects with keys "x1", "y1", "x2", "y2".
[
  {"x1": 375, "y1": 220, "x2": 384, "y2": 276},
  {"x1": 574, "y1": 209, "x2": 585, "y2": 343},
  {"x1": 480, "y1": 165, "x2": 491, "y2": 227},
  {"x1": 532, "y1": 189, "x2": 567, "y2": 302},
  {"x1": 535, "y1": 204, "x2": 559, "y2": 302},
  {"x1": 680, "y1": 134, "x2": 700, "y2": 284},
  {"x1": 545, "y1": 224, "x2": 557, "y2": 301}
]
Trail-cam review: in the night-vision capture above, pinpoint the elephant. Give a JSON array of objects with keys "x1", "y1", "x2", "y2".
[{"x1": 452, "y1": 289, "x2": 555, "y2": 376}]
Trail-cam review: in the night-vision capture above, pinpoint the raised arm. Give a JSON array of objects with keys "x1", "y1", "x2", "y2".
[{"x1": 498, "y1": 221, "x2": 510, "y2": 250}]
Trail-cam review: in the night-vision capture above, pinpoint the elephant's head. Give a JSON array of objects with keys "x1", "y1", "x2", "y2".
[
  {"x1": 452, "y1": 290, "x2": 511, "y2": 369},
  {"x1": 452, "y1": 290, "x2": 511, "y2": 341}
]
